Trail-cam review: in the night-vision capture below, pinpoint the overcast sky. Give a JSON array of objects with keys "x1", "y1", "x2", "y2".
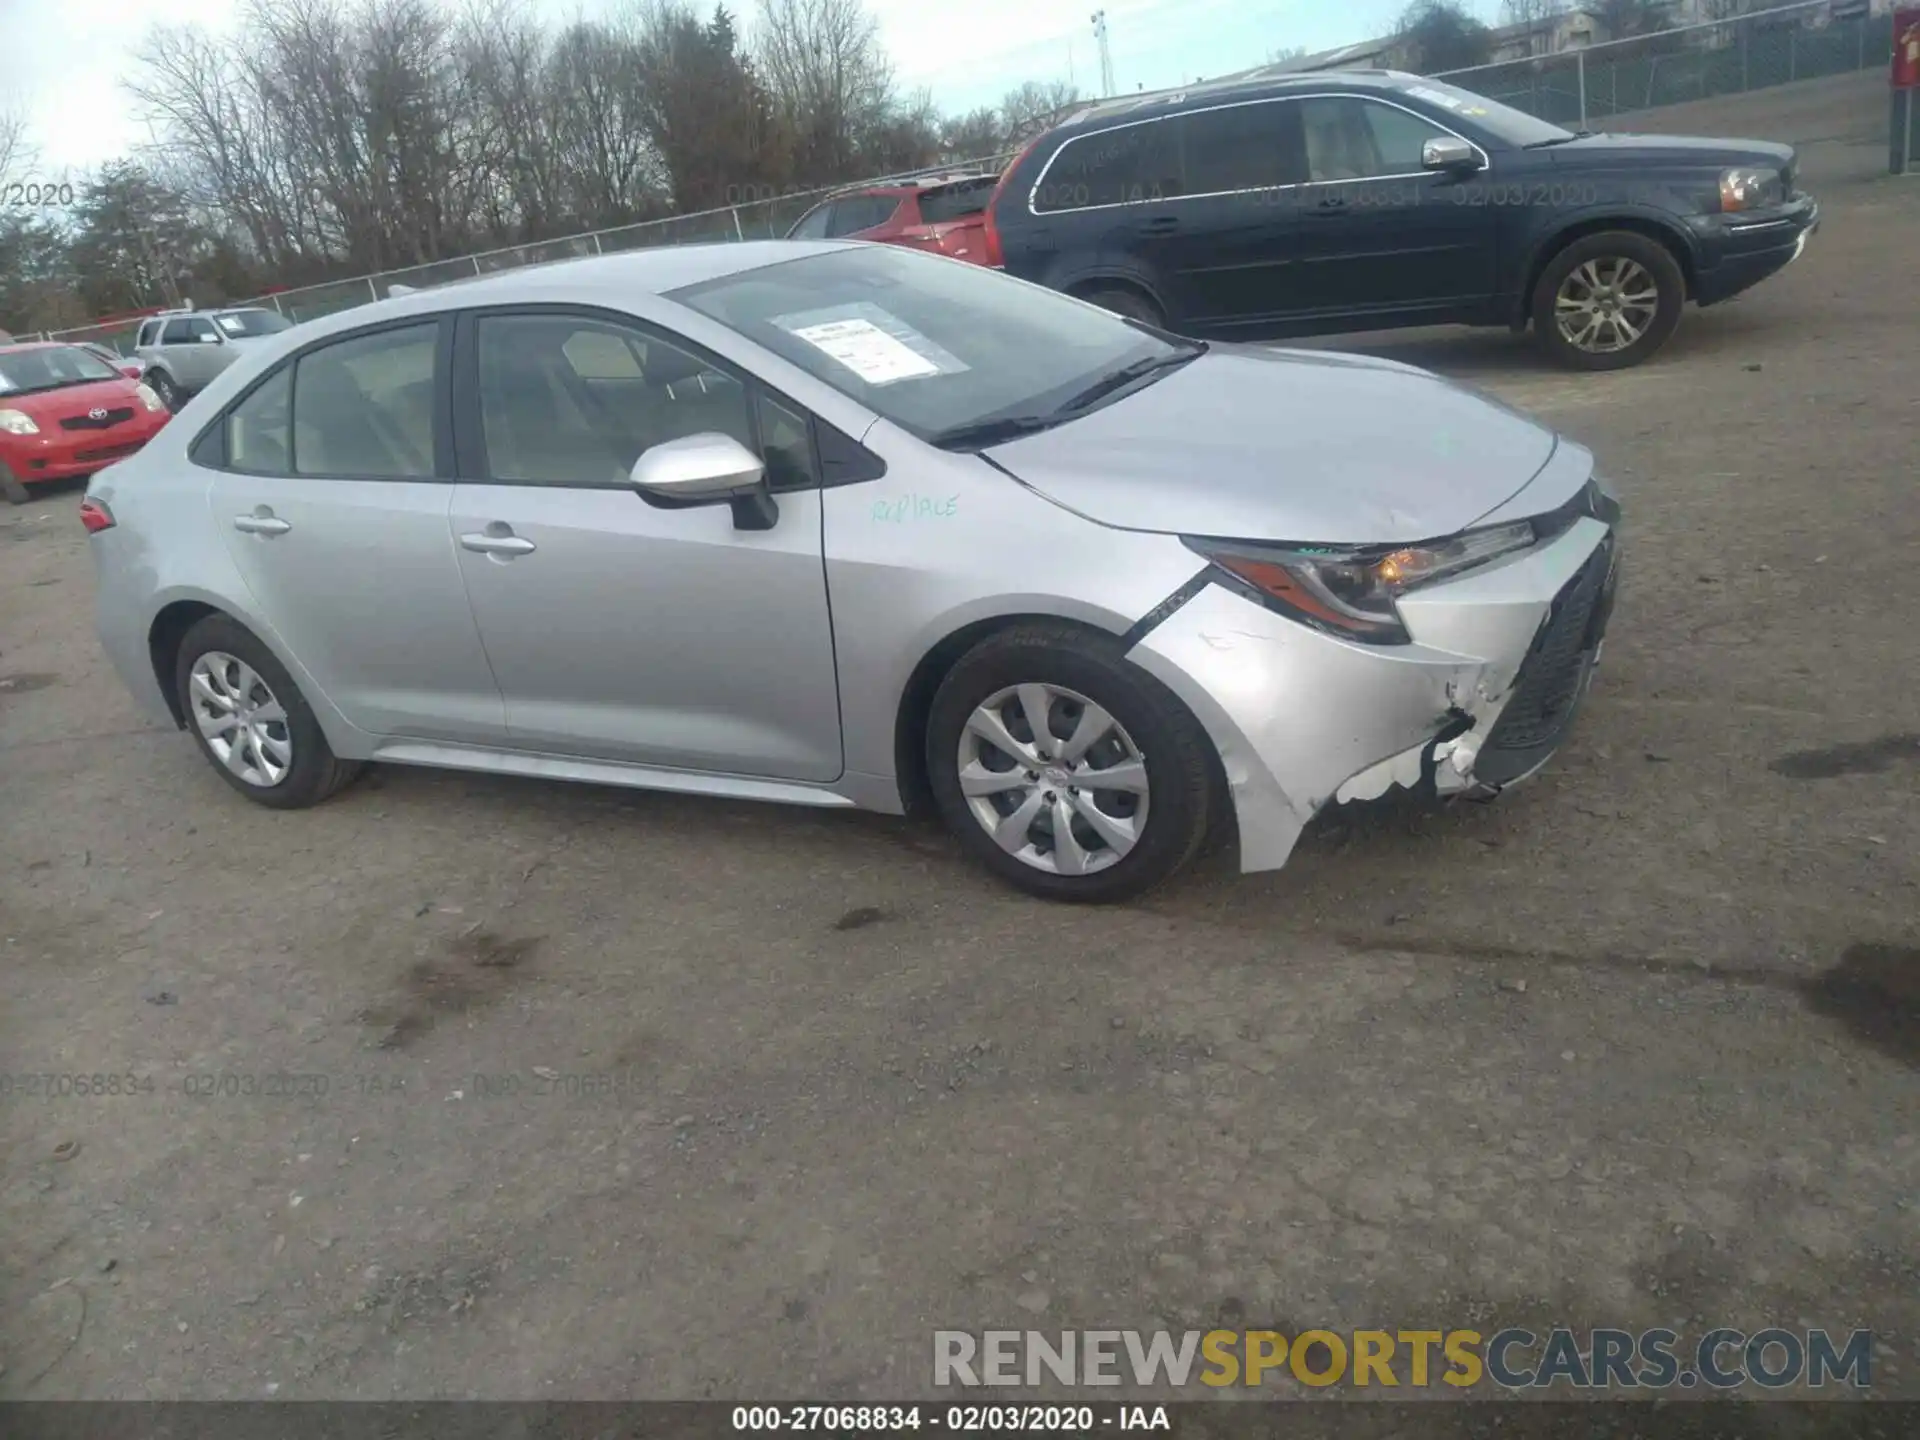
[{"x1": 0, "y1": 0, "x2": 1496, "y2": 174}]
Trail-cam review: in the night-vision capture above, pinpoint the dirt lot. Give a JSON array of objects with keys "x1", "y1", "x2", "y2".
[{"x1": 2, "y1": 81, "x2": 1916, "y2": 1406}]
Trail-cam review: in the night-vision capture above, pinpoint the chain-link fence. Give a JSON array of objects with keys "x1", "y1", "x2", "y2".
[
  {"x1": 1433, "y1": 1, "x2": 1895, "y2": 128},
  {"x1": 32, "y1": 2, "x2": 1895, "y2": 349}
]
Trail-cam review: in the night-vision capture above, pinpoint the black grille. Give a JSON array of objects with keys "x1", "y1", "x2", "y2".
[
  {"x1": 1484, "y1": 537, "x2": 1615, "y2": 753},
  {"x1": 74, "y1": 442, "x2": 144, "y2": 463},
  {"x1": 60, "y1": 407, "x2": 134, "y2": 431}
]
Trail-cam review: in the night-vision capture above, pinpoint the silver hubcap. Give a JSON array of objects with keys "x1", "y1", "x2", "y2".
[
  {"x1": 1555, "y1": 257, "x2": 1659, "y2": 354},
  {"x1": 957, "y1": 683, "x2": 1149, "y2": 877},
  {"x1": 188, "y1": 651, "x2": 292, "y2": 787}
]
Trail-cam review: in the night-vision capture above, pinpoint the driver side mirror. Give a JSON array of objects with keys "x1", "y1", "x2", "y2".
[
  {"x1": 630, "y1": 432, "x2": 778, "y2": 530},
  {"x1": 1422, "y1": 137, "x2": 1481, "y2": 173}
]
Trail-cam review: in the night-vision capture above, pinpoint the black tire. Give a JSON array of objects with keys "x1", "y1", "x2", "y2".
[
  {"x1": 1079, "y1": 284, "x2": 1165, "y2": 328},
  {"x1": 1531, "y1": 230, "x2": 1685, "y2": 372},
  {"x1": 174, "y1": 613, "x2": 362, "y2": 809},
  {"x1": 925, "y1": 622, "x2": 1216, "y2": 903},
  {"x1": 147, "y1": 369, "x2": 182, "y2": 411},
  {"x1": 0, "y1": 461, "x2": 29, "y2": 506}
]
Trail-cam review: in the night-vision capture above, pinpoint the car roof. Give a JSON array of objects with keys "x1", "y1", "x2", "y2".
[
  {"x1": 1052, "y1": 69, "x2": 1420, "y2": 136},
  {"x1": 268, "y1": 241, "x2": 861, "y2": 344}
]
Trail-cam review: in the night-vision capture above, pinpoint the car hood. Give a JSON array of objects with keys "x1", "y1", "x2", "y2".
[
  {"x1": 0, "y1": 377, "x2": 144, "y2": 423},
  {"x1": 985, "y1": 345, "x2": 1561, "y2": 545},
  {"x1": 1545, "y1": 131, "x2": 1795, "y2": 169}
]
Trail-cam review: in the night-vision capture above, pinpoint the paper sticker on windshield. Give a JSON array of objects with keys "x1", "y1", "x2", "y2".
[
  {"x1": 1407, "y1": 85, "x2": 1467, "y2": 111},
  {"x1": 215, "y1": 315, "x2": 247, "y2": 335},
  {"x1": 789, "y1": 318, "x2": 941, "y2": 385}
]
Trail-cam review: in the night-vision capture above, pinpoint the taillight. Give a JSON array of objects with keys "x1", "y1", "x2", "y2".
[
  {"x1": 79, "y1": 497, "x2": 115, "y2": 533},
  {"x1": 982, "y1": 140, "x2": 1041, "y2": 269}
]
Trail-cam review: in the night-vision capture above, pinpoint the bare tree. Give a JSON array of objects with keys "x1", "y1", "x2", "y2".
[
  {"x1": 752, "y1": 0, "x2": 894, "y2": 182},
  {"x1": 0, "y1": 104, "x2": 32, "y2": 183},
  {"x1": 999, "y1": 80, "x2": 1081, "y2": 146},
  {"x1": 1395, "y1": 0, "x2": 1496, "y2": 71}
]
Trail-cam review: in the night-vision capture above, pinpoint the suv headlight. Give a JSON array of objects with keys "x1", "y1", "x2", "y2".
[
  {"x1": 1186, "y1": 520, "x2": 1540, "y2": 645},
  {"x1": 0, "y1": 408, "x2": 40, "y2": 435},
  {"x1": 1719, "y1": 167, "x2": 1783, "y2": 212}
]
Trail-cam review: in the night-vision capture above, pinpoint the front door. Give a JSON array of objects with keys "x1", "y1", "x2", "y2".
[
  {"x1": 208, "y1": 320, "x2": 507, "y2": 742},
  {"x1": 448, "y1": 308, "x2": 843, "y2": 782},
  {"x1": 1288, "y1": 95, "x2": 1498, "y2": 320}
]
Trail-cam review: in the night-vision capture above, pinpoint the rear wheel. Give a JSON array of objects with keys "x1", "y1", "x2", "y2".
[
  {"x1": 925, "y1": 623, "x2": 1215, "y2": 903},
  {"x1": 1079, "y1": 284, "x2": 1165, "y2": 328},
  {"x1": 174, "y1": 614, "x2": 362, "y2": 809},
  {"x1": 1532, "y1": 230, "x2": 1685, "y2": 371}
]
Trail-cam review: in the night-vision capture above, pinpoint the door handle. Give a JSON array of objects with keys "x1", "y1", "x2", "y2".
[
  {"x1": 1310, "y1": 196, "x2": 1349, "y2": 215},
  {"x1": 233, "y1": 512, "x2": 291, "y2": 536},
  {"x1": 459, "y1": 529, "x2": 536, "y2": 557},
  {"x1": 1139, "y1": 216, "x2": 1180, "y2": 235}
]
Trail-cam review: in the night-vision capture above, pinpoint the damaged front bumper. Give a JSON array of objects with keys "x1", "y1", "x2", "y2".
[{"x1": 1128, "y1": 514, "x2": 1619, "y2": 874}]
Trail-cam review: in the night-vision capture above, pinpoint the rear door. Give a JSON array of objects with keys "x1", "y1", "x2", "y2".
[
  {"x1": 1290, "y1": 94, "x2": 1498, "y2": 318},
  {"x1": 446, "y1": 307, "x2": 843, "y2": 781},
  {"x1": 206, "y1": 319, "x2": 508, "y2": 743},
  {"x1": 162, "y1": 316, "x2": 225, "y2": 389}
]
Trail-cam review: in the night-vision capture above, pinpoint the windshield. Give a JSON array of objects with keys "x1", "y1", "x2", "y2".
[
  {"x1": 214, "y1": 309, "x2": 293, "y2": 338},
  {"x1": 0, "y1": 346, "x2": 121, "y2": 396},
  {"x1": 1396, "y1": 79, "x2": 1574, "y2": 148},
  {"x1": 669, "y1": 247, "x2": 1188, "y2": 442}
]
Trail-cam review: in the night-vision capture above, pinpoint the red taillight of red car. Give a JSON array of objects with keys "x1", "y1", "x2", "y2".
[{"x1": 79, "y1": 497, "x2": 115, "y2": 533}]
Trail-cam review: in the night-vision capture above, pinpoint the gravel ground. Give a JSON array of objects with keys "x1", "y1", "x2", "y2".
[{"x1": 1, "y1": 79, "x2": 1915, "y2": 1406}]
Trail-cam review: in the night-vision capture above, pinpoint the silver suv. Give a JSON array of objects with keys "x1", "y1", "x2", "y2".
[{"x1": 132, "y1": 306, "x2": 294, "y2": 410}]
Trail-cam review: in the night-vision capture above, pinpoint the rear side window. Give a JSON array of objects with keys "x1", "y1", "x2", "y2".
[
  {"x1": 292, "y1": 323, "x2": 438, "y2": 479},
  {"x1": 917, "y1": 179, "x2": 997, "y2": 223},
  {"x1": 226, "y1": 367, "x2": 292, "y2": 475},
  {"x1": 825, "y1": 195, "x2": 901, "y2": 236},
  {"x1": 1177, "y1": 101, "x2": 1307, "y2": 194},
  {"x1": 1032, "y1": 120, "x2": 1181, "y2": 213}
]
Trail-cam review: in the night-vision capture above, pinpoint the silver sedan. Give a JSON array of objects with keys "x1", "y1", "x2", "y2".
[{"x1": 84, "y1": 240, "x2": 1619, "y2": 902}]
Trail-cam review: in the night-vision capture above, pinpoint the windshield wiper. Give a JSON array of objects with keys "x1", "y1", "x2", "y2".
[
  {"x1": 1524, "y1": 131, "x2": 1595, "y2": 148},
  {"x1": 926, "y1": 414, "x2": 1068, "y2": 451},
  {"x1": 1051, "y1": 346, "x2": 1205, "y2": 417}
]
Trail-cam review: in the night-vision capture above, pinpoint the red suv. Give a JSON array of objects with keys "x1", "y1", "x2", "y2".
[
  {"x1": 0, "y1": 342, "x2": 171, "y2": 503},
  {"x1": 784, "y1": 175, "x2": 1000, "y2": 265}
]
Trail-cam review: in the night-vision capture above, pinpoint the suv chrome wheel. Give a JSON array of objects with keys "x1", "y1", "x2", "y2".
[
  {"x1": 1554, "y1": 257, "x2": 1659, "y2": 355},
  {"x1": 189, "y1": 651, "x2": 293, "y2": 787},
  {"x1": 957, "y1": 682, "x2": 1150, "y2": 877}
]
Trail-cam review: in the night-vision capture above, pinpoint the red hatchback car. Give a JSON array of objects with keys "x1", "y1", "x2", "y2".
[
  {"x1": 0, "y1": 342, "x2": 171, "y2": 503},
  {"x1": 784, "y1": 174, "x2": 1000, "y2": 265}
]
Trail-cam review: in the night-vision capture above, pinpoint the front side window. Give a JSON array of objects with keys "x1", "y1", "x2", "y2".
[
  {"x1": 227, "y1": 366, "x2": 293, "y2": 475},
  {"x1": 1032, "y1": 119, "x2": 1181, "y2": 213},
  {"x1": 163, "y1": 317, "x2": 221, "y2": 345},
  {"x1": 787, "y1": 203, "x2": 834, "y2": 240},
  {"x1": 292, "y1": 323, "x2": 438, "y2": 479},
  {"x1": 671, "y1": 245, "x2": 1194, "y2": 443},
  {"x1": 825, "y1": 195, "x2": 901, "y2": 237},
  {"x1": 1301, "y1": 97, "x2": 1448, "y2": 180},
  {"x1": 474, "y1": 313, "x2": 754, "y2": 487}
]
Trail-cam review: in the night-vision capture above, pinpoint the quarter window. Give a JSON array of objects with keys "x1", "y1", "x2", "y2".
[
  {"x1": 226, "y1": 366, "x2": 293, "y2": 476},
  {"x1": 1033, "y1": 120, "x2": 1182, "y2": 213},
  {"x1": 1299, "y1": 97, "x2": 1449, "y2": 181},
  {"x1": 292, "y1": 323, "x2": 438, "y2": 479},
  {"x1": 825, "y1": 195, "x2": 901, "y2": 237},
  {"x1": 474, "y1": 314, "x2": 754, "y2": 488}
]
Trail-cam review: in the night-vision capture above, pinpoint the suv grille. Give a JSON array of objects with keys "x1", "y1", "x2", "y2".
[
  {"x1": 61, "y1": 408, "x2": 135, "y2": 431},
  {"x1": 1484, "y1": 536, "x2": 1615, "y2": 753}
]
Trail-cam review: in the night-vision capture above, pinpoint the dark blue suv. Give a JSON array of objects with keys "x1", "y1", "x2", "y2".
[{"x1": 982, "y1": 71, "x2": 1819, "y2": 370}]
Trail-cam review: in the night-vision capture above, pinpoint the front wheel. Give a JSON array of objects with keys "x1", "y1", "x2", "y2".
[
  {"x1": 1079, "y1": 285, "x2": 1165, "y2": 328},
  {"x1": 147, "y1": 370, "x2": 182, "y2": 411},
  {"x1": 174, "y1": 614, "x2": 362, "y2": 808},
  {"x1": 1532, "y1": 230, "x2": 1685, "y2": 371},
  {"x1": 925, "y1": 623, "x2": 1217, "y2": 903}
]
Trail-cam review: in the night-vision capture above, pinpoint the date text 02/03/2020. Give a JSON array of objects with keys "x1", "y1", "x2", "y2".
[{"x1": 731, "y1": 1405, "x2": 1170, "y2": 1431}]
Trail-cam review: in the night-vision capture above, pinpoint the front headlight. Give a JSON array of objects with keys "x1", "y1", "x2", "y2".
[
  {"x1": 1186, "y1": 520, "x2": 1540, "y2": 645},
  {"x1": 135, "y1": 383, "x2": 165, "y2": 412},
  {"x1": 0, "y1": 408, "x2": 40, "y2": 435},
  {"x1": 1719, "y1": 167, "x2": 1783, "y2": 212}
]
